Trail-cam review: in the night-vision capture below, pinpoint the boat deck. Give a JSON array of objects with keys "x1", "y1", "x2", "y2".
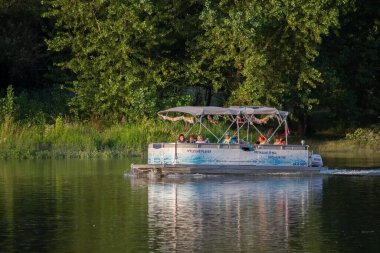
[{"x1": 131, "y1": 164, "x2": 323, "y2": 176}]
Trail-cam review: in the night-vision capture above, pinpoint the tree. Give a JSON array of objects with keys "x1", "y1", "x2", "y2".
[
  {"x1": 44, "y1": 0, "x2": 201, "y2": 122},
  {"x1": 0, "y1": 0, "x2": 50, "y2": 92},
  {"x1": 187, "y1": 0, "x2": 350, "y2": 133},
  {"x1": 317, "y1": 0, "x2": 380, "y2": 128},
  {"x1": 44, "y1": 0, "x2": 358, "y2": 132}
]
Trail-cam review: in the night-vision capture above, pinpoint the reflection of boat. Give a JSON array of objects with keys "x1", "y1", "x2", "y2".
[
  {"x1": 146, "y1": 175, "x2": 324, "y2": 252},
  {"x1": 132, "y1": 106, "x2": 324, "y2": 175}
]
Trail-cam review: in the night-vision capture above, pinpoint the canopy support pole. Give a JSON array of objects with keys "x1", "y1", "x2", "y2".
[
  {"x1": 235, "y1": 120, "x2": 248, "y2": 142},
  {"x1": 184, "y1": 123, "x2": 196, "y2": 137},
  {"x1": 246, "y1": 116, "x2": 250, "y2": 143},
  {"x1": 285, "y1": 119, "x2": 288, "y2": 145},
  {"x1": 200, "y1": 122, "x2": 219, "y2": 140},
  {"x1": 236, "y1": 119, "x2": 240, "y2": 143},
  {"x1": 250, "y1": 124, "x2": 266, "y2": 142},
  {"x1": 266, "y1": 117, "x2": 285, "y2": 143},
  {"x1": 198, "y1": 115, "x2": 203, "y2": 134}
]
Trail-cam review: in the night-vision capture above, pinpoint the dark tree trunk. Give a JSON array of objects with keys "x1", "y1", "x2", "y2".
[{"x1": 205, "y1": 86, "x2": 212, "y2": 106}]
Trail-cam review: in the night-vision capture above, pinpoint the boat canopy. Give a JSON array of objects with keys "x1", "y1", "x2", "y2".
[
  {"x1": 230, "y1": 106, "x2": 288, "y2": 119},
  {"x1": 158, "y1": 106, "x2": 243, "y2": 117},
  {"x1": 158, "y1": 106, "x2": 290, "y2": 144},
  {"x1": 158, "y1": 106, "x2": 288, "y2": 119}
]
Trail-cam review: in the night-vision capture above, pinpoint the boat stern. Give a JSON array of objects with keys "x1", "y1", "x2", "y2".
[{"x1": 310, "y1": 154, "x2": 324, "y2": 167}]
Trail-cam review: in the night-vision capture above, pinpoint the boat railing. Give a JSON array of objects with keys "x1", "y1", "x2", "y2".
[
  {"x1": 150, "y1": 143, "x2": 308, "y2": 150},
  {"x1": 151, "y1": 143, "x2": 241, "y2": 149},
  {"x1": 256, "y1": 145, "x2": 309, "y2": 150}
]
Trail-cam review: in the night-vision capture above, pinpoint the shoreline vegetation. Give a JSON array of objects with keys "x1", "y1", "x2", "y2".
[
  {"x1": 308, "y1": 138, "x2": 380, "y2": 154},
  {"x1": 1, "y1": 1, "x2": 379, "y2": 161},
  {"x1": 0, "y1": 116, "x2": 174, "y2": 159},
  {"x1": 1, "y1": 115, "x2": 379, "y2": 159},
  {"x1": 0, "y1": 0, "x2": 380, "y2": 159}
]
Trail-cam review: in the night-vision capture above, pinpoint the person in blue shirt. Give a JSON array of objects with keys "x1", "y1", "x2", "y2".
[
  {"x1": 230, "y1": 134, "x2": 237, "y2": 144},
  {"x1": 223, "y1": 132, "x2": 237, "y2": 144}
]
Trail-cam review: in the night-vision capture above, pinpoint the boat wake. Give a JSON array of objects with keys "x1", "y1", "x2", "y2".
[{"x1": 320, "y1": 168, "x2": 380, "y2": 176}]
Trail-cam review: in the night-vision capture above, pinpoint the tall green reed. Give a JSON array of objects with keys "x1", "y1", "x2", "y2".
[{"x1": 0, "y1": 116, "x2": 180, "y2": 159}]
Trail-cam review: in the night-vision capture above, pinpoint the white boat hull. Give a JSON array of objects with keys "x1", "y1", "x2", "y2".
[{"x1": 148, "y1": 143, "x2": 310, "y2": 167}]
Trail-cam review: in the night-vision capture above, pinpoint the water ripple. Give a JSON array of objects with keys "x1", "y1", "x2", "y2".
[{"x1": 320, "y1": 168, "x2": 380, "y2": 176}]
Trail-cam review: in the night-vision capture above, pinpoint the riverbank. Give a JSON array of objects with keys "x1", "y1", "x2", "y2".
[
  {"x1": 307, "y1": 127, "x2": 380, "y2": 153},
  {"x1": 308, "y1": 139, "x2": 380, "y2": 154},
  {"x1": 0, "y1": 117, "x2": 179, "y2": 159},
  {"x1": 1, "y1": 118, "x2": 379, "y2": 159}
]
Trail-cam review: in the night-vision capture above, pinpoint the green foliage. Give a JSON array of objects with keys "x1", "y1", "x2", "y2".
[
  {"x1": 1, "y1": 0, "x2": 379, "y2": 138},
  {"x1": 345, "y1": 126, "x2": 380, "y2": 149},
  {"x1": 14, "y1": 90, "x2": 46, "y2": 125},
  {"x1": 188, "y1": 0, "x2": 350, "y2": 116},
  {"x1": 0, "y1": 0, "x2": 52, "y2": 92},
  {"x1": 316, "y1": 0, "x2": 380, "y2": 127},
  {"x1": 41, "y1": 0, "x2": 355, "y2": 128},
  {"x1": 43, "y1": 0, "x2": 197, "y2": 122},
  {"x1": 0, "y1": 85, "x2": 69, "y2": 126},
  {"x1": 0, "y1": 115, "x2": 181, "y2": 159},
  {"x1": 0, "y1": 85, "x2": 15, "y2": 121}
]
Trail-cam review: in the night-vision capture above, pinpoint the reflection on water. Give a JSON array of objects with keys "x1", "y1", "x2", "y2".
[
  {"x1": 1, "y1": 160, "x2": 380, "y2": 253},
  {"x1": 320, "y1": 169, "x2": 380, "y2": 176},
  {"x1": 0, "y1": 160, "x2": 150, "y2": 253},
  {"x1": 322, "y1": 152, "x2": 380, "y2": 168},
  {"x1": 143, "y1": 175, "x2": 324, "y2": 252}
]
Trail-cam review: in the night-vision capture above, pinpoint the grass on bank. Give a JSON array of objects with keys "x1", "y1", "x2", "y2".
[
  {"x1": 1, "y1": 115, "x2": 379, "y2": 159},
  {"x1": 0, "y1": 116, "x2": 183, "y2": 159},
  {"x1": 307, "y1": 126, "x2": 380, "y2": 153}
]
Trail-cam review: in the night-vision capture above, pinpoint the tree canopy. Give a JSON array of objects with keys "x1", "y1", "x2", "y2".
[{"x1": 0, "y1": 0, "x2": 379, "y2": 132}]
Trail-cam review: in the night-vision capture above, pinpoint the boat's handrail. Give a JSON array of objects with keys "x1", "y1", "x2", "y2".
[
  {"x1": 149, "y1": 143, "x2": 308, "y2": 150},
  {"x1": 256, "y1": 144, "x2": 309, "y2": 150}
]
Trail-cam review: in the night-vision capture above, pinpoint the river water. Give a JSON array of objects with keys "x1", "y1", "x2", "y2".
[{"x1": 1, "y1": 155, "x2": 380, "y2": 253}]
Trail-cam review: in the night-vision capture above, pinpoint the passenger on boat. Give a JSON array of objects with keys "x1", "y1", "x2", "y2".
[
  {"x1": 223, "y1": 132, "x2": 237, "y2": 144},
  {"x1": 274, "y1": 137, "x2": 282, "y2": 145},
  {"x1": 177, "y1": 134, "x2": 186, "y2": 143},
  {"x1": 223, "y1": 132, "x2": 231, "y2": 144},
  {"x1": 188, "y1": 134, "x2": 196, "y2": 143},
  {"x1": 256, "y1": 135, "x2": 266, "y2": 145},
  {"x1": 196, "y1": 134, "x2": 208, "y2": 143},
  {"x1": 280, "y1": 137, "x2": 286, "y2": 145},
  {"x1": 231, "y1": 134, "x2": 238, "y2": 144}
]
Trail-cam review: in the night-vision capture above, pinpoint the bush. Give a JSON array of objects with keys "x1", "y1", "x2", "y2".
[{"x1": 345, "y1": 126, "x2": 380, "y2": 149}]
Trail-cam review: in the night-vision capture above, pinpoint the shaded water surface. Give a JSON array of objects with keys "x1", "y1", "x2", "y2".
[
  {"x1": 0, "y1": 159, "x2": 380, "y2": 252},
  {"x1": 321, "y1": 151, "x2": 380, "y2": 168}
]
